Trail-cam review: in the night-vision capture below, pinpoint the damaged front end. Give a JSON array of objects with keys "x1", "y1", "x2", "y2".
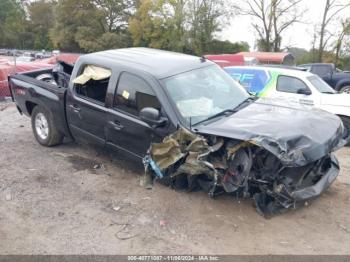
[{"x1": 143, "y1": 127, "x2": 340, "y2": 217}]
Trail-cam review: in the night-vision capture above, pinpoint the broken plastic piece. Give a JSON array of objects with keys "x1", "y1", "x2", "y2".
[{"x1": 143, "y1": 127, "x2": 340, "y2": 217}]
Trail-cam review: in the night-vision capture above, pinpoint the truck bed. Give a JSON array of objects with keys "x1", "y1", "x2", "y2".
[{"x1": 9, "y1": 68, "x2": 72, "y2": 138}]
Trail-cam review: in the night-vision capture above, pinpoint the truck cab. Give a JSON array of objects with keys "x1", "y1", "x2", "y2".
[{"x1": 299, "y1": 63, "x2": 350, "y2": 93}]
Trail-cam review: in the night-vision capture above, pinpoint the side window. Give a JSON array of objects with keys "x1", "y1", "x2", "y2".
[
  {"x1": 114, "y1": 72, "x2": 161, "y2": 116},
  {"x1": 74, "y1": 65, "x2": 110, "y2": 104},
  {"x1": 277, "y1": 75, "x2": 309, "y2": 94},
  {"x1": 311, "y1": 65, "x2": 330, "y2": 77}
]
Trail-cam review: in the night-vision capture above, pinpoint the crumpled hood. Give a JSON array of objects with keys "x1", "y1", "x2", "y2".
[
  {"x1": 320, "y1": 93, "x2": 350, "y2": 107},
  {"x1": 196, "y1": 98, "x2": 345, "y2": 166}
]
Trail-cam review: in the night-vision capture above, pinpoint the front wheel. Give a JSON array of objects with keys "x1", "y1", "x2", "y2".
[
  {"x1": 31, "y1": 106, "x2": 64, "y2": 146},
  {"x1": 340, "y1": 85, "x2": 350, "y2": 94}
]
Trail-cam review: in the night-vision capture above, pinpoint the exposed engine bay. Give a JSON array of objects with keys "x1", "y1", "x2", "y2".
[{"x1": 143, "y1": 127, "x2": 339, "y2": 217}]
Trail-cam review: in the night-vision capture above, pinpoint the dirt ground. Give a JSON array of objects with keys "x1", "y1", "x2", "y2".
[{"x1": 1, "y1": 101, "x2": 350, "y2": 255}]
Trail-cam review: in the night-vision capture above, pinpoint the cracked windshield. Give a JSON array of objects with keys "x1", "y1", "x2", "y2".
[{"x1": 163, "y1": 65, "x2": 250, "y2": 124}]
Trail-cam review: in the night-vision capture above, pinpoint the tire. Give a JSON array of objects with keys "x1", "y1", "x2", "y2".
[
  {"x1": 31, "y1": 105, "x2": 64, "y2": 146},
  {"x1": 339, "y1": 85, "x2": 350, "y2": 94},
  {"x1": 35, "y1": 73, "x2": 57, "y2": 85}
]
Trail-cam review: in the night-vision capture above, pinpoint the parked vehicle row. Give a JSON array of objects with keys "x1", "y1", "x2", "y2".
[
  {"x1": 224, "y1": 66, "x2": 350, "y2": 137},
  {"x1": 0, "y1": 49, "x2": 60, "y2": 60},
  {"x1": 299, "y1": 63, "x2": 350, "y2": 93},
  {"x1": 8, "y1": 48, "x2": 348, "y2": 216}
]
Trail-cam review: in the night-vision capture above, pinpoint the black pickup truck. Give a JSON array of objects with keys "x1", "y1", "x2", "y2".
[
  {"x1": 9, "y1": 48, "x2": 348, "y2": 215},
  {"x1": 299, "y1": 63, "x2": 350, "y2": 93}
]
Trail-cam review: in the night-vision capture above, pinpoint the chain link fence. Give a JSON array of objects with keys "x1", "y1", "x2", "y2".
[{"x1": 0, "y1": 79, "x2": 11, "y2": 99}]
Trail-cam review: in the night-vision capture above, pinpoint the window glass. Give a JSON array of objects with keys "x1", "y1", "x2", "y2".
[
  {"x1": 277, "y1": 75, "x2": 309, "y2": 94},
  {"x1": 311, "y1": 65, "x2": 330, "y2": 76},
  {"x1": 74, "y1": 65, "x2": 110, "y2": 103},
  {"x1": 115, "y1": 72, "x2": 161, "y2": 116},
  {"x1": 307, "y1": 75, "x2": 335, "y2": 94},
  {"x1": 162, "y1": 65, "x2": 249, "y2": 124}
]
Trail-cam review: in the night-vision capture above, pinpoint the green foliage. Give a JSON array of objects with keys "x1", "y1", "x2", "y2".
[
  {"x1": 129, "y1": 0, "x2": 189, "y2": 51},
  {"x1": 50, "y1": 0, "x2": 132, "y2": 52},
  {"x1": 0, "y1": 0, "x2": 30, "y2": 49},
  {"x1": 0, "y1": 0, "x2": 245, "y2": 55},
  {"x1": 129, "y1": 0, "x2": 239, "y2": 55},
  {"x1": 206, "y1": 40, "x2": 249, "y2": 54},
  {"x1": 28, "y1": 0, "x2": 56, "y2": 50}
]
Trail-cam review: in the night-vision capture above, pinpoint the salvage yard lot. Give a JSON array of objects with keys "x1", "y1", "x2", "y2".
[{"x1": 1, "y1": 101, "x2": 350, "y2": 255}]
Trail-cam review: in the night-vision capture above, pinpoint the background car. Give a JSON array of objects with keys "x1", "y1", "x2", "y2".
[
  {"x1": 16, "y1": 56, "x2": 35, "y2": 62},
  {"x1": 299, "y1": 63, "x2": 350, "y2": 93},
  {"x1": 224, "y1": 66, "x2": 350, "y2": 136}
]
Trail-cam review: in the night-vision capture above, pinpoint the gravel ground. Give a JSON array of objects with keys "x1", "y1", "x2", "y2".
[{"x1": 1, "y1": 102, "x2": 350, "y2": 255}]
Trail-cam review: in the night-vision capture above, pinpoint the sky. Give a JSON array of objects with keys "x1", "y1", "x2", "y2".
[{"x1": 220, "y1": 0, "x2": 349, "y2": 51}]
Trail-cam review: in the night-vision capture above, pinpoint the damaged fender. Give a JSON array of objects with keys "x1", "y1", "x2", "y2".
[{"x1": 144, "y1": 127, "x2": 341, "y2": 216}]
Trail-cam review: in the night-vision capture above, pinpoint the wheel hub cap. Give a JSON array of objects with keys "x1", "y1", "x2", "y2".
[{"x1": 35, "y1": 113, "x2": 49, "y2": 140}]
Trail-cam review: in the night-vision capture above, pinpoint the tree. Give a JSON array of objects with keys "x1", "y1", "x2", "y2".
[
  {"x1": 333, "y1": 19, "x2": 350, "y2": 65},
  {"x1": 129, "y1": 0, "x2": 234, "y2": 55},
  {"x1": 206, "y1": 40, "x2": 249, "y2": 54},
  {"x1": 317, "y1": 0, "x2": 350, "y2": 62},
  {"x1": 28, "y1": 0, "x2": 56, "y2": 50},
  {"x1": 129, "y1": 0, "x2": 189, "y2": 51},
  {"x1": 0, "y1": 0, "x2": 30, "y2": 49},
  {"x1": 50, "y1": 0, "x2": 98, "y2": 51},
  {"x1": 187, "y1": 0, "x2": 234, "y2": 54},
  {"x1": 240, "y1": 0, "x2": 305, "y2": 52},
  {"x1": 51, "y1": 0, "x2": 132, "y2": 52},
  {"x1": 93, "y1": 0, "x2": 134, "y2": 32}
]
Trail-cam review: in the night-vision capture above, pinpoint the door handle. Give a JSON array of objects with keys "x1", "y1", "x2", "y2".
[
  {"x1": 109, "y1": 120, "x2": 124, "y2": 130},
  {"x1": 69, "y1": 104, "x2": 81, "y2": 113}
]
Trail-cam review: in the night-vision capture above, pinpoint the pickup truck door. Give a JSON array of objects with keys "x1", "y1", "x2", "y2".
[
  {"x1": 105, "y1": 72, "x2": 167, "y2": 158},
  {"x1": 66, "y1": 66, "x2": 111, "y2": 144},
  {"x1": 274, "y1": 75, "x2": 314, "y2": 107}
]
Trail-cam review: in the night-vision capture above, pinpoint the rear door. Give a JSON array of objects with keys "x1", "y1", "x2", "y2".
[
  {"x1": 105, "y1": 72, "x2": 167, "y2": 158},
  {"x1": 66, "y1": 64, "x2": 111, "y2": 145}
]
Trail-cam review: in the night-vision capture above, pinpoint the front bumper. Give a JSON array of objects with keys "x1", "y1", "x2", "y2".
[
  {"x1": 254, "y1": 153, "x2": 339, "y2": 216},
  {"x1": 291, "y1": 153, "x2": 339, "y2": 201}
]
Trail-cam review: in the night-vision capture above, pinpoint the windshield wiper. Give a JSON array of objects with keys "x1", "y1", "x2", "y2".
[
  {"x1": 193, "y1": 97, "x2": 255, "y2": 126},
  {"x1": 232, "y1": 96, "x2": 256, "y2": 111},
  {"x1": 193, "y1": 109, "x2": 235, "y2": 126}
]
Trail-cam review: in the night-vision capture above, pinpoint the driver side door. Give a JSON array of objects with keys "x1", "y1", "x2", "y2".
[{"x1": 105, "y1": 72, "x2": 167, "y2": 158}]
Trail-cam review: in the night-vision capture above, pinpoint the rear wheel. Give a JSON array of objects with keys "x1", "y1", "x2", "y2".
[
  {"x1": 340, "y1": 85, "x2": 350, "y2": 94},
  {"x1": 31, "y1": 106, "x2": 63, "y2": 146}
]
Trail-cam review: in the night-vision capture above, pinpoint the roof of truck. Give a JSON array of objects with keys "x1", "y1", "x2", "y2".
[{"x1": 80, "y1": 48, "x2": 214, "y2": 79}]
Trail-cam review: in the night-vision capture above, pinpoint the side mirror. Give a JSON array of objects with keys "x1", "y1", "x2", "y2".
[
  {"x1": 140, "y1": 107, "x2": 167, "y2": 127},
  {"x1": 297, "y1": 88, "x2": 311, "y2": 95}
]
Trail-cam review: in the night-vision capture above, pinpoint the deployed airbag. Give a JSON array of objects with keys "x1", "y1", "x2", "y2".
[{"x1": 73, "y1": 65, "x2": 111, "y2": 85}]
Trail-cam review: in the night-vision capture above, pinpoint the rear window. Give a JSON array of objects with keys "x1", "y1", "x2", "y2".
[{"x1": 311, "y1": 65, "x2": 330, "y2": 77}]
